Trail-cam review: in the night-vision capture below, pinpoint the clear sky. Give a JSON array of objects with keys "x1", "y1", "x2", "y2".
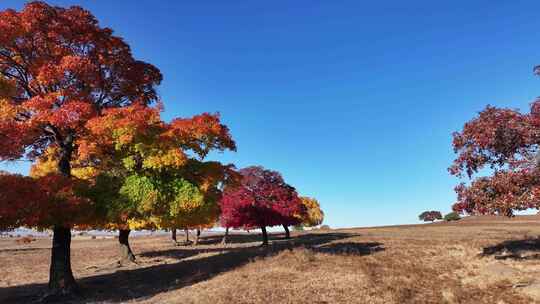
[{"x1": 2, "y1": 1, "x2": 540, "y2": 228}]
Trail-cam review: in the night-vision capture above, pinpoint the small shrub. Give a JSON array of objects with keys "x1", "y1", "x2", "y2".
[
  {"x1": 320, "y1": 225, "x2": 331, "y2": 230},
  {"x1": 293, "y1": 225, "x2": 304, "y2": 231},
  {"x1": 444, "y1": 212, "x2": 461, "y2": 221}
]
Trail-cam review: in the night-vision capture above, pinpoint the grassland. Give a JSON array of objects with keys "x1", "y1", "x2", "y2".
[{"x1": 1, "y1": 216, "x2": 540, "y2": 303}]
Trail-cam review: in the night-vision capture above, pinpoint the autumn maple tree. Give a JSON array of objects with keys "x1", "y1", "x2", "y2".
[
  {"x1": 85, "y1": 103, "x2": 235, "y2": 255},
  {"x1": 0, "y1": 1, "x2": 161, "y2": 294},
  {"x1": 450, "y1": 66, "x2": 540, "y2": 217},
  {"x1": 220, "y1": 166, "x2": 304, "y2": 245}
]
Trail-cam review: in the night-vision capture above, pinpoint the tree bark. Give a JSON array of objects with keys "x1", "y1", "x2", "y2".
[
  {"x1": 48, "y1": 226, "x2": 78, "y2": 294},
  {"x1": 118, "y1": 229, "x2": 135, "y2": 264},
  {"x1": 194, "y1": 229, "x2": 201, "y2": 245},
  {"x1": 221, "y1": 227, "x2": 229, "y2": 244},
  {"x1": 283, "y1": 224, "x2": 290, "y2": 239},
  {"x1": 47, "y1": 135, "x2": 79, "y2": 296},
  {"x1": 185, "y1": 229, "x2": 190, "y2": 243},
  {"x1": 261, "y1": 226, "x2": 268, "y2": 246}
]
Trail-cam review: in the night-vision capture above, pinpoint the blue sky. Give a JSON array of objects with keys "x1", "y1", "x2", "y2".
[{"x1": 2, "y1": 1, "x2": 540, "y2": 228}]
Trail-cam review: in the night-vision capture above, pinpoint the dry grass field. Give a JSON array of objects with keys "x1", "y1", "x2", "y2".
[{"x1": 1, "y1": 216, "x2": 540, "y2": 303}]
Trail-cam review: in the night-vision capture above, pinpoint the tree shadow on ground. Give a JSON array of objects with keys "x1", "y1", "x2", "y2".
[
  {"x1": 482, "y1": 237, "x2": 540, "y2": 260},
  {"x1": 312, "y1": 242, "x2": 384, "y2": 256},
  {"x1": 139, "y1": 232, "x2": 365, "y2": 260},
  {"x1": 0, "y1": 247, "x2": 49, "y2": 253},
  {"x1": 0, "y1": 232, "x2": 381, "y2": 304},
  {"x1": 195, "y1": 231, "x2": 291, "y2": 245}
]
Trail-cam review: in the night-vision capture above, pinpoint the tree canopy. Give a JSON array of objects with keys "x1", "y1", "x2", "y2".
[
  {"x1": 298, "y1": 196, "x2": 324, "y2": 227},
  {"x1": 0, "y1": 1, "x2": 162, "y2": 164},
  {"x1": 418, "y1": 211, "x2": 442, "y2": 222},
  {"x1": 450, "y1": 70, "x2": 540, "y2": 216}
]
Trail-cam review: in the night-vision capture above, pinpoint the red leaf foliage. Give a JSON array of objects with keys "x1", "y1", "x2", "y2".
[
  {"x1": 220, "y1": 166, "x2": 304, "y2": 229},
  {"x1": 450, "y1": 75, "x2": 540, "y2": 215},
  {"x1": 449, "y1": 106, "x2": 533, "y2": 178},
  {"x1": 0, "y1": 172, "x2": 93, "y2": 230},
  {"x1": 452, "y1": 169, "x2": 540, "y2": 216}
]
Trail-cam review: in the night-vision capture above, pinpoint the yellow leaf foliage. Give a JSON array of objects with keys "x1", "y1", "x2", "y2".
[
  {"x1": 30, "y1": 147, "x2": 97, "y2": 180},
  {"x1": 299, "y1": 197, "x2": 324, "y2": 227}
]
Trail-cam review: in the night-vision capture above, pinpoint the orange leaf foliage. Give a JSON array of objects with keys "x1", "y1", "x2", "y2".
[
  {"x1": 0, "y1": 1, "x2": 162, "y2": 161},
  {"x1": 80, "y1": 103, "x2": 236, "y2": 173}
]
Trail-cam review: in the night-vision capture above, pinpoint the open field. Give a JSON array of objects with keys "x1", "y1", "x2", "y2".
[{"x1": 1, "y1": 216, "x2": 540, "y2": 303}]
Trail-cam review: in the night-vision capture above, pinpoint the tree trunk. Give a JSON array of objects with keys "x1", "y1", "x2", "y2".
[
  {"x1": 48, "y1": 226, "x2": 78, "y2": 294},
  {"x1": 47, "y1": 136, "x2": 78, "y2": 296},
  {"x1": 185, "y1": 229, "x2": 190, "y2": 243},
  {"x1": 194, "y1": 229, "x2": 201, "y2": 245},
  {"x1": 261, "y1": 226, "x2": 268, "y2": 246},
  {"x1": 221, "y1": 227, "x2": 229, "y2": 244},
  {"x1": 118, "y1": 229, "x2": 135, "y2": 264},
  {"x1": 171, "y1": 228, "x2": 178, "y2": 245},
  {"x1": 57, "y1": 135, "x2": 73, "y2": 177},
  {"x1": 283, "y1": 224, "x2": 290, "y2": 239}
]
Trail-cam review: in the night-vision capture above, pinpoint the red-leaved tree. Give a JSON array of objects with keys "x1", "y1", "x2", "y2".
[
  {"x1": 449, "y1": 65, "x2": 540, "y2": 217},
  {"x1": 0, "y1": 1, "x2": 161, "y2": 295},
  {"x1": 220, "y1": 166, "x2": 304, "y2": 245}
]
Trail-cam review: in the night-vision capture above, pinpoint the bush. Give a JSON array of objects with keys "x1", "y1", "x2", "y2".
[
  {"x1": 418, "y1": 211, "x2": 442, "y2": 222},
  {"x1": 293, "y1": 225, "x2": 304, "y2": 231},
  {"x1": 320, "y1": 225, "x2": 331, "y2": 230},
  {"x1": 444, "y1": 212, "x2": 461, "y2": 221}
]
